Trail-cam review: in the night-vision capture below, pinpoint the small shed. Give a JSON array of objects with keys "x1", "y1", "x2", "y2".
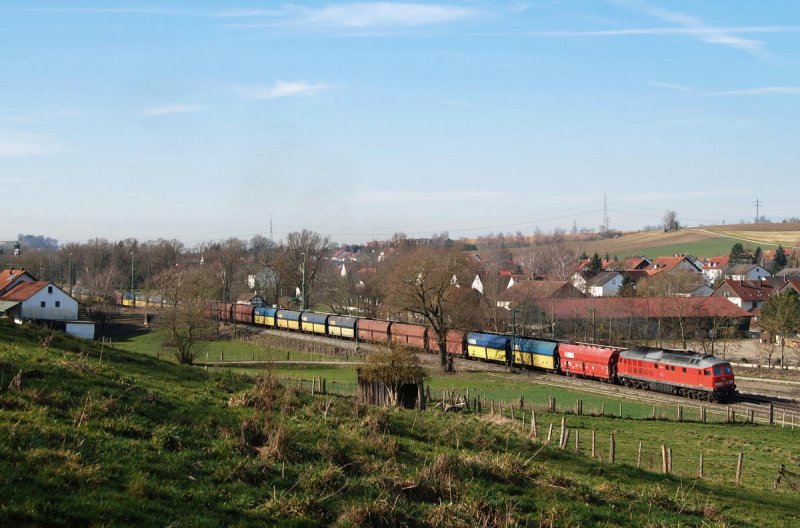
[{"x1": 357, "y1": 367, "x2": 426, "y2": 410}]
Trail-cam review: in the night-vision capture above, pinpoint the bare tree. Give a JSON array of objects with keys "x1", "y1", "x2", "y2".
[
  {"x1": 382, "y1": 246, "x2": 472, "y2": 372},
  {"x1": 276, "y1": 230, "x2": 333, "y2": 309},
  {"x1": 662, "y1": 210, "x2": 680, "y2": 232},
  {"x1": 153, "y1": 266, "x2": 216, "y2": 364}
]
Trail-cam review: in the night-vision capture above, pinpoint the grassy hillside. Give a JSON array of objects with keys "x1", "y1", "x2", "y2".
[
  {"x1": 527, "y1": 224, "x2": 800, "y2": 260},
  {"x1": 2, "y1": 321, "x2": 800, "y2": 527}
]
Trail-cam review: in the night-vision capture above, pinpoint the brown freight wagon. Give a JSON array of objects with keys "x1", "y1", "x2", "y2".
[
  {"x1": 430, "y1": 329, "x2": 467, "y2": 356},
  {"x1": 234, "y1": 304, "x2": 255, "y2": 325},
  {"x1": 389, "y1": 322, "x2": 428, "y2": 350},
  {"x1": 357, "y1": 319, "x2": 391, "y2": 345}
]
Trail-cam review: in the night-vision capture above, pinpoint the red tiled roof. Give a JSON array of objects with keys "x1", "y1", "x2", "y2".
[
  {"x1": 714, "y1": 280, "x2": 778, "y2": 302},
  {"x1": 648, "y1": 256, "x2": 699, "y2": 274},
  {"x1": 702, "y1": 255, "x2": 730, "y2": 269},
  {"x1": 0, "y1": 281, "x2": 50, "y2": 302},
  {"x1": 0, "y1": 268, "x2": 35, "y2": 291},
  {"x1": 497, "y1": 280, "x2": 583, "y2": 302},
  {"x1": 533, "y1": 297, "x2": 751, "y2": 320}
]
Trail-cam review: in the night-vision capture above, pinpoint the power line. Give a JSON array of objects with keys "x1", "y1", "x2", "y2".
[{"x1": 753, "y1": 197, "x2": 763, "y2": 223}]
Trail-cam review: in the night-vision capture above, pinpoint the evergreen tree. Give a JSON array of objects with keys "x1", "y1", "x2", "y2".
[
  {"x1": 753, "y1": 246, "x2": 763, "y2": 265},
  {"x1": 589, "y1": 252, "x2": 603, "y2": 273},
  {"x1": 775, "y1": 245, "x2": 788, "y2": 268},
  {"x1": 617, "y1": 273, "x2": 636, "y2": 297},
  {"x1": 729, "y1": 243, "x2": 748, "y2": 263}
]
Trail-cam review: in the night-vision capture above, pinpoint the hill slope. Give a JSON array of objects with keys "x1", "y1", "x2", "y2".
[
  {"x1": 555, "y1": 223, "x2": 800, "y2": 259},
  {"x1": 1, "y1": 321, "x2": 798, "y2": 527}
]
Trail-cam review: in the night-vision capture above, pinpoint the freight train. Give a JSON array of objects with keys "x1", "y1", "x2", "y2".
[{"x1": 198, "y1": 300, "x2": 737, "y2": 403}]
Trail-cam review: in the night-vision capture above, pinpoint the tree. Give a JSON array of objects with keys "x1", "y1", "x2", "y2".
[
  {"x1": 154, "y1": 266, "x2": 216, "y2": 364},
  {"x1": 275, "y1": 230, "x2": 332, "y2": 309},
  {"x1": 753, "y1": 246, "x2": 763, "y2": 265},
  {"x1": 360, "y1": 345, "x2": 425, "y2": 407},
  {"x1": 774, "y1": 245, "x2": 788, "y2": 269},
  {"x1": 760, "y1": 290, "x2": 800, "y2": 369},
  {"x1": 729, "y1": 243, "x2": 749, "y2": 263},
  {"x1": 588, "y1": 252, "x2": 603, "y2": 273},
  {"x1": 382, "y1": 246, "x2": 472, "y2": 372},
  {"x1": 662, "y1": 210, "x2": 680, "y2": 232},
  {"x1": 617, "y1": 273, "x2": 636, "y2": 297}
]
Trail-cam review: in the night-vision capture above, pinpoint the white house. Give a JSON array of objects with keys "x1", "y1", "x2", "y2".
[
  {"x1": 0, "y1": 268, "x2": 36, "y2": 295},
  {"x1": 0, "y1": 281, "x2": 79, "y2": 322},
  {"x1": 586, "y1": 271, "x2": 624, "y2": 297},
  {"x1": 724, "y1": 264, "x2": 771, "y2": 282}
]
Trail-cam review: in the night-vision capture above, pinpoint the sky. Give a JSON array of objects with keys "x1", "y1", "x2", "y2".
[{"x1": 1, "y1": 1, "x2": 799, "y2": 246}]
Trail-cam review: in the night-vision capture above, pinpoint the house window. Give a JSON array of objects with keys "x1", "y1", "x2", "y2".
[
  {"x1": 48, "y1": 286, "x2": 53, "y2": 294},
  {"x1": 41, "y1": 301, "x2": 46, "y2": 308},
  {"x1": 55, "y1": 301, "x2": 61, "y2": 308}
]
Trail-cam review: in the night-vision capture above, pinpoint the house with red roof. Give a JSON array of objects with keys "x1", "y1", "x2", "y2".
[
  {"x1": 496, "y1": 280, "x2": 584, "y2": 310},
  {"x1": 0, "y1": 279, "x2": 79, "y2": 322},
  {"x1": 647, "y1": 256, "x2": 702, "y2": 275},
  {"x1": 711, "y1": 279, "x2": 779, "y2": 311},
  {"x1": 0, "y1": 268, "x2": 36, "y2": 296}
]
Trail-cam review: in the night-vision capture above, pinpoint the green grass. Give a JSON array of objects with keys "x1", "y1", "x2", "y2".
[
  {"x1": 635, "y1": 237, "x2": 778, "y2": 259},
  {"x1": 3, "y1": 320, "x2": 800, "y2": 526},
  {"x1": 114, "y1": 327, "x2": 361, "y2": 364}
]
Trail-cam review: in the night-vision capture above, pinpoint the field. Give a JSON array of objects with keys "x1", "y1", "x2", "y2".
[
  {"x1": 509, "y1": 223, "x2": 800, "y2": 259},
  {"x1": 4, "y1": 321, "x2": 800, "y2": 526}
]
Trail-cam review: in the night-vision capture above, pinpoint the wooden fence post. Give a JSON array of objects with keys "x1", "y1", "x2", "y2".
[
  {"x1": 637, "y1": 442, "x2": 642, "y2": 468},
  {"x1": 519, "y1": 395, "x2": 525, "y2": 409},
  {"x1": 491, "y1": 401, "x2": 495, "y2": 415},
  {"x1": 773, "y1": 464, "x2": 785, "y2": 490},
  {"x1": 591, "y1": 430, "x2": 596, "y2": 459},
  {"x1": 601, "y1": 402, "x2": 605, "y2": 416},
  {"x1": 736, "y1": 452, "x2": 744, "y2": 485},
  {"x1": 511, "y1": 404, "x2": 515, "y2": 421},
  {"x1": 561, "y1": 429, "x2": 570, "y2": 451},
  {"x1": 322, "y1": 378, "x2": 327, "y2": 395},
  {"x1": 531, "y1": 410, "x2": 538, "y2": 438},
  {"x1": 522, "y1": 411, "x2": 526, "y2": 428},
  {"x1": 678, "y1": 405, "x2": 683, "y2": 422},
  {"x1": 559, "y1": 416, "x2": 566, "y2": 447},
  {"x1": 661, "y1": 445, "x2": 668, "y2": 474},
  {"x1": 698, "y1": 454, "x2": 704, "y2": 479},
  {"x1": 609, "y1": 434, "x2": 616, "y2": 464},
  {"x1": 769, "y1": 402, "x2": 774, "y2": 425},
  {"x1": 619, "y1": 403, "x2": 622, "y2": 418},
  {"x1": 547, "y1": 423, "x2": 554, "y2": 444},
  {"x1": 668, "y1": 448, "x2": 673, "y2": 474},
  {"x1": 701, "y1": 405, "x2": 706, "y2": 423},
  {"x1": 575, "y1": 429, "x2": 580, "y2": 453}
]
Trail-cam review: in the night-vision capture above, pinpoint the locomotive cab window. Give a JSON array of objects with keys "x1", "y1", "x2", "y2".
[
  {"x1": 713, "y1": 367, "x2": 722, "y2": 375},
  {"x1": 703, "y1": 370, "x2": 710, "y2": 376}
]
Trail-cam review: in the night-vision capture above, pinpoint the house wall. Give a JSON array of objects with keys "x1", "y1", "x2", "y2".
[{"x1": 19, "y1": 287, "x2": 79, "y2": 320}]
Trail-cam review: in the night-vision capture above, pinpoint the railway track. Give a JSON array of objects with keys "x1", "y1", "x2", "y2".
[{"x1": 239, "y1": 324, "x2": 800, "y2": 421}]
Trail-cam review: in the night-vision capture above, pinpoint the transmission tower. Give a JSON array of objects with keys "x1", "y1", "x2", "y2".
[
  {"x1": 753, "y1": 198, "x2": 762, "y2": 224},
  {"x1": 269, "y1": 213, "x2": 273, "y2": 242},
  {"x1": 602, "y1": 193, "x2": 610, "y2": 233}
]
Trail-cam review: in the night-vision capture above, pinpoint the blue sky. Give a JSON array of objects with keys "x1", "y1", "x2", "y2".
[{"x1": 1, "y1": 1, "x2": 799, "y2": 245}]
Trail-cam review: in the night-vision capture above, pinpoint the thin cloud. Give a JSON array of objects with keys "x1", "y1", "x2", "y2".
[
  {"x1": 142, "y1": 104, "x2": 204, "y2": 116},
  {"x1": 237, "y1": 81, "x2": 333, "y2": 100},
  {"x1": 613, "y1": 0, "x2": 764, "y2": 54},
  {"x1": 0, "y1": 136, "x2": 61, "y2": 158},
  {"x1": 527, "y1": 26, "x2": 798, "y2": 38},
  {"x1": 296, "y1": 3, "x2": 477, "y2": 28},
  {"x1": 707, "y1": 86, "x2": 800, "y2": 96},
  {"x1": 647, "y1": 81, "x2": 694, "y2": 93}
]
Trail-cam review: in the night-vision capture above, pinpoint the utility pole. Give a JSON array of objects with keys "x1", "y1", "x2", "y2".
[
  {"x1": 130, "y1": 252, "x2": 135, "y2": 300},
  {"x1": 511, "y1": 309, "x2": 517, "y2": 369},
  {"x1": 301, "y1": 252, "x2": 306, "y2": 310},
  {"x1": 753, "y1": 198, "x2": 762, "y2": 223},
  {"x1": 68, "y1": 253, "x2": 73, "y2": 296}
]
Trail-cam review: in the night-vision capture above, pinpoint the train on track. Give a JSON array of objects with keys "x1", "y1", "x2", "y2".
[
  {"x1": 79, "y1": 290, "x2": 737, "y2": 402},
  {"x1": 214, "y1": 301, "x2": 737, "y2": 403}
]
